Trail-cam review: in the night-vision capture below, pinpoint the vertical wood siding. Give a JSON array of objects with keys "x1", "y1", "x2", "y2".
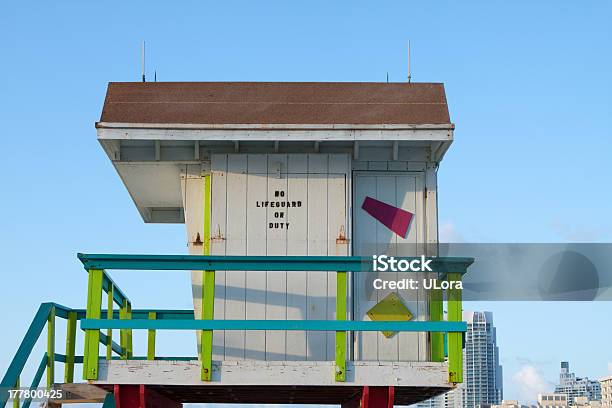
[
  {"x1": 353, "y1": 172, "x2": 426, "y2": 362},
  {"x1": 208, "y1": 154, "x2": 349, "y2": 361},
  {"x1": 183, "y1": 156, "x2": 432, "y2": 363}
]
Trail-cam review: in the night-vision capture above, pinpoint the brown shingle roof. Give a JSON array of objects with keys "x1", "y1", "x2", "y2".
[{"x1": 99, "y1": 82, "x2": 450, "y2": 125}]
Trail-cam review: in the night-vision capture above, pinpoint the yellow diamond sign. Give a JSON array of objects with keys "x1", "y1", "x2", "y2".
[{"x1": 366, "y1": 292, "x2": 413, "y2": 338}]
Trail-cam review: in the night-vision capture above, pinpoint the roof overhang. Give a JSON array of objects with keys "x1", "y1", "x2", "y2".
[{"x1": 97, "y1": 122, "x2": 454, "y2": 223}]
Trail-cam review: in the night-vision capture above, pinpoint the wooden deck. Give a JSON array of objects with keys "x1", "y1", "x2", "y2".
[
  {"x1": 94, "y1": 383, "x2": 449, "y2": 405},
  {"x1": 81, "y1": 359, "x2": 455, "y2": 405}
]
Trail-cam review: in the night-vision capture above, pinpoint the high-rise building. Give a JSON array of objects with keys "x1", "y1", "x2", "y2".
[
  {"x1": 555, "y1": 362, "x2": 601, "y2": 404},
  {"x1": 463, "y1": 311, "x2": 504, "y2": 408},
  {"x1": 415, "y1": 311, "x2": 503, "y2": 408},
  {"x1": 600, "y1": 376, "x2": 612, "y2": 408}
]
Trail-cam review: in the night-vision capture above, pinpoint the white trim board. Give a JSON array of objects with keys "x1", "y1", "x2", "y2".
[
  {"x1": 97, "y1": 127, "x2": 453, "y2": 142},
  {"x1": 94, "y1": 360, "x2": 452, "y2": 388}
]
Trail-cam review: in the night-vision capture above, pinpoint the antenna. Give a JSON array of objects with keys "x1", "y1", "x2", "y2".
[
  {"x1": 407, "y1": 40, "x2": 412, "y2": 83},
  {"x1": 386, "y1": 72, "x2": 389, "y2": 83},
  {"x1": 154, "y1": 70, "x2": 157, "y2": 82},
  {"x1": 141, "y1": 41, "x2": 146, "y2": 82}
]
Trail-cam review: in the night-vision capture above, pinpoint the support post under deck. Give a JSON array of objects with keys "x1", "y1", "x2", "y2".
[
  {"x1": 113, "y1": 385, "x2": 181, "y2": 408},
  {"x1": 341, "y1": 386, "x2": 395, "y2": 408}
]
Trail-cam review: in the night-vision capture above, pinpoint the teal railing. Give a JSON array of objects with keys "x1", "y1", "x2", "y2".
[
  {"x1": 0, "y1": 254, "x2": 472, "y2": 408},
  {"x1": 1, "y1": 303, "x2": 91, "y2": 408}
]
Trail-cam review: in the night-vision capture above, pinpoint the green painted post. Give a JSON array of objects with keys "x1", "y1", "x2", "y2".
[
  {"x1": 13, "y1": 377, "x2": 19, "y2": 408},
  {"x1": 119, "y1": 300, "x2": 128, "y2": 359},
  {"x1": 429, "y1": 288, "x2": 444, "y2": 362},
  {"x1": 83, "y1": 269, "x2": 104, "y2": 380},
  {"x1": 126, "y1": 302, "x2": 133, "y2": 358},
  {"x1": 106, "y1": 284, "x2": 113, "y2": 360},
  {"x1": 203, "y1": 173, "x2": 211, "y2": 257},
  {"x1": 46, "y1": 306, "x2": 55, "y2": 388},
  {"x1": 335, "y1": 271, "x2": 347, "y2": 382},
  {"x1": 147, "y1": 312, "x2": 156, "y2": 360},
  {"x1": 200, "y1": 270, "x2": 215, "y2": 381},
  {"x1": 64, "y1": 311, "x2": 77, "y2": 383},
  {"x1": 200, "y1": 174, "x2": 215, "y2": 381},
  {"x1": 447, "y1": 272, "x2": 463, "y2": 383}
]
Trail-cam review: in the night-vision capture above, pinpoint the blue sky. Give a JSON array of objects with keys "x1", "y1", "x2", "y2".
[{"x1": 1, "y1": 0, "x2": 611, "y2": 405}]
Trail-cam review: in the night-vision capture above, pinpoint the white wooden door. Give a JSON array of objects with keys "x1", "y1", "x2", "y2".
[{"x1": 352, "y1": 172, "x2": 427, "y2": 362}]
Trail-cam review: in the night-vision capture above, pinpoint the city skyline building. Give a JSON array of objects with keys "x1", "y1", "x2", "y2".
[
  {"x1": 538, "y1": 393, "x2": 569, "y2": 408},
  {"x1": 463, "y1": 311, "x2": 504, "y2": 408},
  {"x1": 415, "y1": 311, "x2": 503, "y2": 408},
  {"x1": 555, "y1": 362, "x2": 602, "y2": 404},
  {"x1": 600, "y1": 376, "x2": 612, "y2": 408},
  {"x1": 572, "y1": 396, "x2": 602, "y2": 408},
  {"x1": 492, "y1": 400, "x2": 535, "y2": 408}
]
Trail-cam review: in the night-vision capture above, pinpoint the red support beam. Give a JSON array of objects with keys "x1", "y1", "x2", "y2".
[
  {"x1": 114, "y1": 385, "x2": 181, "y2": 408},
  {"x1": 114, "y1": 385, "x2": 139, "y2": 408},
  {"x1": 360, "y1": 386, "x2": 395, "y2": 408}
]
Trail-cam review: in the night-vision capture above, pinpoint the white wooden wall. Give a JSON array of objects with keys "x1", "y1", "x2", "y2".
[
  {"x1": 200, "y1": 154, "x2": 350, "y2": 361},
  {"x1": 181, "y1": 153, "x2": 437, "y2": 363}
]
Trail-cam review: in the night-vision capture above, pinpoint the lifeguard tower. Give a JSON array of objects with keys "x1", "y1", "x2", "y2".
[{"x1": 1, "y1": 82, "x2": 472, "y2": 408}]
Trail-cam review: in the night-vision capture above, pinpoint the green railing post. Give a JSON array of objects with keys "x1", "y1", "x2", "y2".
[
  {"x1": 83, "y1": 269, "x2": 103, "y2": 380},
  {"x1": 119, "y1": 300, "x2": 128, "y2": 359},
  {"x1": 429, "y1": 287, "x2": 444, "y2": 362},
  {"x1": 119, "y1": 300, "x2": 133, "y2": 359},
  {"x1": 200, "y1": 173, "x2": 215, "y2": 382},
  {"x1": 200, "y1": 270, "x2": 215, "y2": 381},
  {"x1": 147, "y1": 312, "x2": 156, "y2": 360},
  {"x1": 447, "y1": 272, "x2": 463, "y2": 383},
  {"x1": 46, "y1": 306, "x2": 55, "y2": 388},
  {"x1": 13, "y1": 377, "x2": 19, "y2": 408},
  {"x1": 335, "y1": 271, "x2": 347, "y2": 382},
  {"x1": 106, "y1": 284, "x2": 113, "y2": 360},
  {"x1": 64, "y1": 311, "x2": 77, "y2": 383},
  {"x1": 126, "y1": 302, "x2": 133, "y2": 358}
]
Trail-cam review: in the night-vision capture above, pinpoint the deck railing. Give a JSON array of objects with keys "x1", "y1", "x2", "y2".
[
  {"x1": 78, "y1": 254, "x2": 472, "y2": 383},
  {"x1": 0, "y1": 254, "x2": 472, "y2": 408}
]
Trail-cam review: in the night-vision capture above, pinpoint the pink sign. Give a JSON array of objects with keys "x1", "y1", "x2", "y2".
[{"x1": 361, "y1": 196, "x2": 414, "y2": 238}]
